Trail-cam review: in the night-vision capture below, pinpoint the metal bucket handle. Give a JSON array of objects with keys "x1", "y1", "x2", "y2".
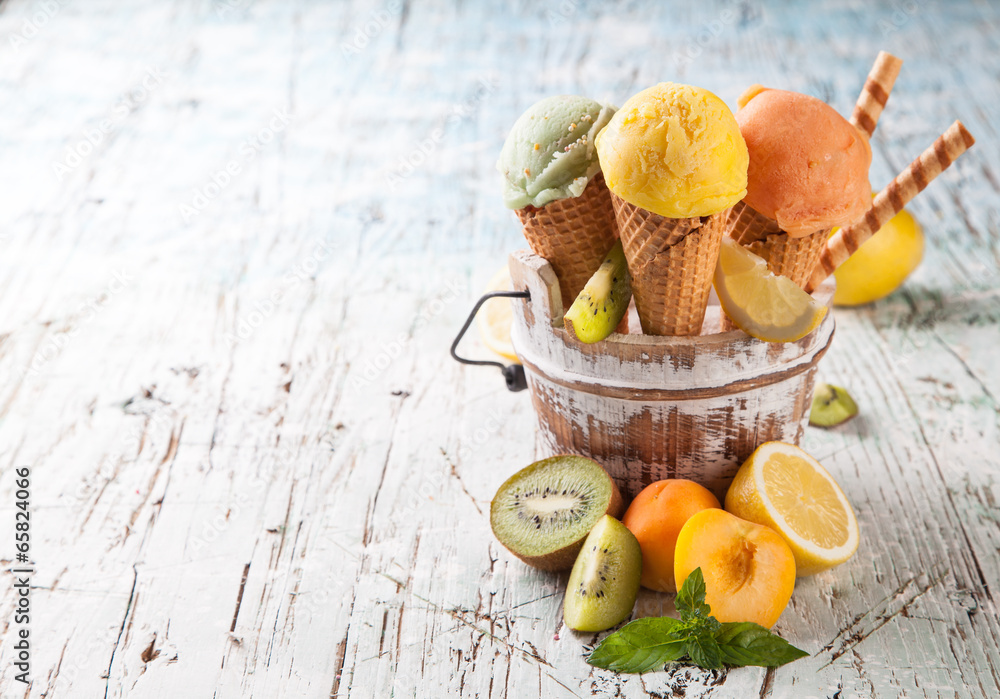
[{"x1": 450, "y1": 290, "x2": 530, "y2": 392}]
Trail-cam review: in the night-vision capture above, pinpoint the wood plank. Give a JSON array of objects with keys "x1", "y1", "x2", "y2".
[{"x1": 0, "y1": 0, "x2": 998, "y2": 697}]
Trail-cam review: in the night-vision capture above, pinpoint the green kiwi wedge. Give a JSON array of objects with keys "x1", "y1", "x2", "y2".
[
  {"x1": 564, "y1": 241, "x2": 631, "y2": 343},
  {"x1": 809, "y1": 383, "x2": 859, "y2": 427},
  {"x1": 563, "y1": 515, "x2": 642, "y2": 632},
  {"x1": 490, "y1": 455, "x2": 623, "y2": 571}
]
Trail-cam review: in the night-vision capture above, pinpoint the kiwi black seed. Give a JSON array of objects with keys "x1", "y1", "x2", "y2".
[
  {"x1": 809, "y1": 382, "x2": 859, "y2": 427},
  {"x1": 563, "y1": 515, "x2": 642, "y2": 632},
  {"x1": 490, "y1": 455, "x2": 623, "y2": 571},
  {"x1": 563, "y1": 241, "x2": 632, "y2": 344}
]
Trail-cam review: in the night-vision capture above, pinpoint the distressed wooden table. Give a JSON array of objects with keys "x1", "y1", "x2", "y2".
[{"x1": 0, "y1": 1, "x2": 998, "y2": 697}]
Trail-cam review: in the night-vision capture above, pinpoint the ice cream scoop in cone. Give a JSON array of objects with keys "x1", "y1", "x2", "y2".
[
  {"x1": 596, "y1": 83, "x2": 749, "y2": 336},
  {"x1": 725, "y1": 54, "x2": 902, "y2": 296},
  {"x1": 724, "y1": 87, "x2": 874, "y2": 298},
  {"x1": 498, "y1": 95, "x2": 619, "y2": 307}
]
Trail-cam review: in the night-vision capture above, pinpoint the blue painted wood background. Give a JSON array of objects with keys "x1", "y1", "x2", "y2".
[{"x1": 0, "y1": 0, "x2": 997, "y2": 697}]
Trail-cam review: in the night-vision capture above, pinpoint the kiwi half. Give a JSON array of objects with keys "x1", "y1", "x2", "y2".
[
  {"x1": 564, "y1": 241, "x2": 632, "y2": 344},
  {"x1": 563, "y1": 515, "x2": 642, "y2": 632},
  {"x1": 809, "y1": 382, "x2": 859, "y2": 427},
  {"x1": 490, "y1": 455, "x2": 623, "y2": 571}
]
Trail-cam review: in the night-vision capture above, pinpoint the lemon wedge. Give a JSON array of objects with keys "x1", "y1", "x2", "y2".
[
  {"x1": 714, "y1": 237, "x2": 827, "y2": 342},
  {"x1": 476, "y1": 265, "x2": 520, "y2": 363},
  {"x1": 725, "y1": 441, "x2": 859, "y2": 576}
]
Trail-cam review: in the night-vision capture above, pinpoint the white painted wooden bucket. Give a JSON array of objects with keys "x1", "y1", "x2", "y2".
[{"x1": 507, "y1": 249, "x2": 836, "y2": 500}]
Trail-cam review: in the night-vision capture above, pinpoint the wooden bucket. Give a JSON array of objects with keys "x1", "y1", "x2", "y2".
[{"x1": 508, "y1": 249, "x2": 836, "y2": 500}]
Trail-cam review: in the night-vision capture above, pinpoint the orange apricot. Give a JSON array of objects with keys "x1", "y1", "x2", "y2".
[
  {"x1": 674, "y1": 509, "x2": 796, "y2": 628},
  {"x1": 621, "y1": 479, "x2": 721, "y2": 592}
]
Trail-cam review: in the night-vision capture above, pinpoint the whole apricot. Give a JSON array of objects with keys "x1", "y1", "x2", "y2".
[
  {"x1": 621, "y1": 479, "x2": 721, "y2": 592},
  {"x1": 674, "y1": 509, "x2": 796, "y2": 629}
]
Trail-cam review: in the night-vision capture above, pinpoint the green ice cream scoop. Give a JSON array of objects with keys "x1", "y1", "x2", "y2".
[{"x1": 497, "y1": 95, "x2": 616, "y2": 210}]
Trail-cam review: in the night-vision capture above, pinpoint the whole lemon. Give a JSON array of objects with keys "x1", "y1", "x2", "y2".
[{"x1": 832, "y1": 207, "x2": 924, "y2": 306}]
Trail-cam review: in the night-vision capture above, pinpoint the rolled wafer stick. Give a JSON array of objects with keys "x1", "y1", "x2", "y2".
[
  {"x1": 851, "y1": 51, "x2": 903, "y2": 137},
  {"x1": 806, "y1": 120, "x2": 975, "y2": 293}
]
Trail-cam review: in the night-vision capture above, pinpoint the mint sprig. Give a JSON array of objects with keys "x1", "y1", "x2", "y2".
[{"x1": 586, "y1": 568, "x2": 808, "y2": 673}]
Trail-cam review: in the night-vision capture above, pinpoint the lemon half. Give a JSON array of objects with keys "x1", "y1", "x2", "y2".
[
  {"x1": 714, "y1": 237, "x2": 827, "y2": 342},
  {"x1": 725, "y1": 441, "x2": 859, "y2": 576},
  {"x1": 476, "y1": 265, "x2": 520, "y2": 363}
]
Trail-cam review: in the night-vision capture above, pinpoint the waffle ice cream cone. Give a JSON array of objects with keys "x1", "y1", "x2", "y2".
[
  {"x1": 725, "y1": 201, "x2": 829, "y2": 288},
  {"x1": 612, "y1": 193, "x2": 725, "y2": 336},
  {"x1": 515, "y1": 172, "x2": 618, "y2": 306},
  {"x1": 594, "y1": 83, "x2": 749, "y2": 334}
]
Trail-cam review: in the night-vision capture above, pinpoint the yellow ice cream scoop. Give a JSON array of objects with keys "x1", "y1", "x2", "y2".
[{"x1": 595, "y1": 82, "x2": 748, "y2": 219}]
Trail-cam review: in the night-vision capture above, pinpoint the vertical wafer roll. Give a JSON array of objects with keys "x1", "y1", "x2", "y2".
[
  {"x1": 806, "y1": 120, "x2": 975, "y2": 292},
  {"x1": 851, "y1": 51, "x2": 903, "y2": 137}
]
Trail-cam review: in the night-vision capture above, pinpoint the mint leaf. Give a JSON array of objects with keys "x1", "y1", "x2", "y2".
[
  {"x1": 674, "y1": 568, "x2": 712, "y2": 622},
  {"x1": 716, "y1": 622, "x2": 809, "y2": 667},
  {"x1": 685, "y1": 633, "x2": 724, "y2": 669},
  {"x1": 695, "y1": 614, "x2": 720, "y2": 637},
  {"x1": 586, "y1": 570, "x2": 810, "y2": 673},
  {"x1": 587, "y1": 617, "x2": 689, "y2": 673}
]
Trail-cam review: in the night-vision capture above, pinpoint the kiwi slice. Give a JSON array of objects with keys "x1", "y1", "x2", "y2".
[
  {"x1": 809, "y1": 382, "x2": 859, "y2": 427},
  {"x1": 563, "y1": 515, "x2": 642, "y2": 632},
  {"x1": 564, "y1": 241, "x2": 631, "y2": 343},
  {"x1": 490, "y1": 455, "x2": 623, "y2": 571}
]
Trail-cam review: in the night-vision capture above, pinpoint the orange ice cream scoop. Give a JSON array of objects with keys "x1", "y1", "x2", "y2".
[{"x1": 737, "y1": 87, "x2": 872, "y2": 237}]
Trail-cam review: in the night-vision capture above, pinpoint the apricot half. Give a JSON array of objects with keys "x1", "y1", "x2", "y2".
[
  {"x1": 674, "y1": 509, "x2": 796, "y2": 628},
  {"x1": 621, "y1": 479, "x2": 721, "y2": 592}
]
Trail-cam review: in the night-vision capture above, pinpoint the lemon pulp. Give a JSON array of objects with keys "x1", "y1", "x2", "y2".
[
  {"x1": 476, "y1": 265, "x2": 519, "y2": 363},
  {"x1": 725, "y1": 441, "x2": 859, "y2": 576},
  {"x1": 714, "y1": 237, "x2": 827, "y2": 342},
  {"x1": 762, "y1": 453, "x2": 849, "y2": 549}
]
